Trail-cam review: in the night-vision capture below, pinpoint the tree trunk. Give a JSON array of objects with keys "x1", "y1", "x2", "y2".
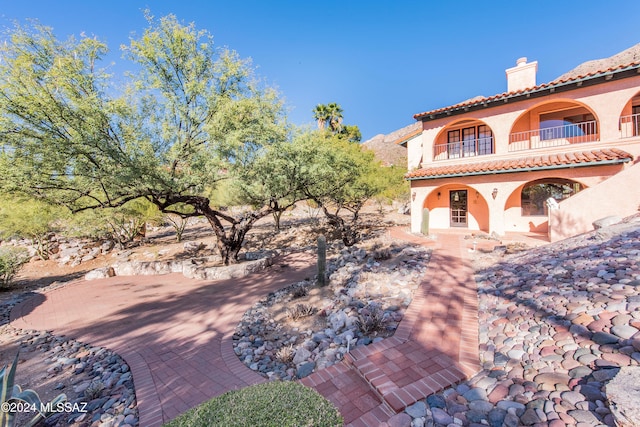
[
  {"x1": 201, "y1": 208, "x2": 263, "y2": 265},
  {"x1": 154, "y1": 195, "x2": 275, "y2": 266},
  {"x1": 214, "y1": 226, "x2": 248, "y2": 265},
  {"x1": 33, "y1": 234, "x2": 50, "y2": 260},
  {"x1": 272, "y1": 210, "x2": 283, "y2": 232},
  {"x1": 323, "y1": 210, "x2": 359, "y2": 247}
]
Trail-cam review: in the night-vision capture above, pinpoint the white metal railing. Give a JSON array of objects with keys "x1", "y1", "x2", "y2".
[
  {"x1": 508, "y1": 120, "x2": 598, "y2": 152},
  {"x1": 433, "y1": 137, "x2": 493, "y2": 160},
  {"x1": 620, "y1": 113, "x2": 640, "y2": 138}
]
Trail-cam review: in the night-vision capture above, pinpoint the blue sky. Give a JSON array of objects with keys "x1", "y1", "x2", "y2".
[{"x1": 1, "y1": 1, "x2": 639, "y2": 141}]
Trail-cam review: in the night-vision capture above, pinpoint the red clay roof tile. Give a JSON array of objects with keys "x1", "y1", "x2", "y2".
[
  {"x1": 413, "y1": 61, "x2": 640, "y2": 120},
  {"x1": 405, "y1": 149, "x2": 633, "y2": 179}
]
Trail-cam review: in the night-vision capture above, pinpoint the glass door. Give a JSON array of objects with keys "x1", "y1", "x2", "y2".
[{"x1": 450, "y1": 190, "x2": 468, "y2": 227}]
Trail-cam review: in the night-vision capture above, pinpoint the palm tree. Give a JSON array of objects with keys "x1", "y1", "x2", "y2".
[
  {"x1": 312, "y1": 104, "x2": 330, "y2": 130},
  {"x1": 326, "y1": 102, "x2": 344, "y2": 133}
]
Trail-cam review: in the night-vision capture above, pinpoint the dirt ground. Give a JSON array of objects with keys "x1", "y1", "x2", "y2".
[{"x1": 0, "y1": 203, "x2": 410, "y2": 421}]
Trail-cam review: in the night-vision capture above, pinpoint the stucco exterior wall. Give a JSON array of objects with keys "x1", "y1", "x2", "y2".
[
  {"x1": 408, "y1": 72, "x2": 640, "y2": 240},
  {"x1": 549, "y1": 161, "x2": 640, "y2": 241},
  {"x1": 410, "y1": 164, "x2": 631, "y2": 236},
  {"x1": 419, "y1": 78, "x2": 640, "y2": 165},
  {"x1": 406, "y1": 134, "x2": 423, "y2": 170}
]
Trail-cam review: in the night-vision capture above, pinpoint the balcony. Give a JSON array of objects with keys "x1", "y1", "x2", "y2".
[
  {"x1": 620, "y1": 113, "x2": 640, "y2": 138},
  {"x1": 508, "y1": 120, "x2": 598, "y2": 152},
  {"x1": 434, "y1": 137, "x2": 494, "y2": 160}
]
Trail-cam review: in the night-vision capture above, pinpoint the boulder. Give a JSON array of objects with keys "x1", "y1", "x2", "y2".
[
  {"x1": 85, "y1": 267, "x2": 116, "y2": 281},
  {"x1": 592, "y1": 215, "x2": 622, "y2": 230},
  {"x1": 293, "y1": 348, "x2": 312, "y2": 365},
  {"x1": 605, "y1": 366, "x2": 640, "y2": 427}
]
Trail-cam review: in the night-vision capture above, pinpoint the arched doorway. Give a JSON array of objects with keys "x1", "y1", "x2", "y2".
[{"x1": 423, "y1": 185, "x2": 489, "y2": 231}]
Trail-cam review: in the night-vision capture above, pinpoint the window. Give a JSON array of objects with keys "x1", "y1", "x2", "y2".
[
  {"x1": 462, "y1": 127, "x2": 476, "y2": 156},
  {"x1": 478, "y1": 125, "x2": 493, "y2": 155},
  {"x1": 521, "y1": 179, "x2": 583, "y2": 216},
  {"x1": 445, "y1": 125, "x2": 494, "y2": 158},
  {"x1": 447, "y1": 130, "x2": 461, "y2": 158}
]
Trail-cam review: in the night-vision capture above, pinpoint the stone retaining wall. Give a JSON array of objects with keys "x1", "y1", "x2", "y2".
[{"x1": 85, "y1": 256, "x2": 273, "y2": 281}]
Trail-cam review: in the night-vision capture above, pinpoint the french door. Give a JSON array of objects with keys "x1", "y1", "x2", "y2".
[{"x1": 450, "y1": 190, "x2": 468, "y2": 227}]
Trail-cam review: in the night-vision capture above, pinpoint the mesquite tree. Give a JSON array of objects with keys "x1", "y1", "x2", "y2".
[
  {"x1": 0, "y1": 14, "x2": 305, "y2": 264},
  {"x1": 302, "y1": 134, "x2": 388, "y2": 246}
]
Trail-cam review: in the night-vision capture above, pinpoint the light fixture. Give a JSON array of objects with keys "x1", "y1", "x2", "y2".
[
  {"x1": 475, "y1": 191, "x2": 480, "y2": 199},
  {"x1": 412, "y1": 191, "x2": 416, "y2": 201},
  {"x1": 437, "y1": 192, "x2": 441, "y2": 200},
  {"x1": 492, "y1": 188, "x2": 498, "y2": 199}
]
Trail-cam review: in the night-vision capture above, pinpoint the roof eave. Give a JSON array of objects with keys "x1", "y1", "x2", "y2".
[
  {"x1": 394, "y1": 130, "x2": 422, "y2": 147},
  {"x1": 405, "y1": 157, "x2": 631, "y2": 181},
  {"x1": 414, "y1": 64, "x2": 640, "y2": 122}
]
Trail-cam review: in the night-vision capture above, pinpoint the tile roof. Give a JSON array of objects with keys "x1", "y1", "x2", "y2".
[
  {"x1": 405, "y1": 149, "x2": 633, "y2": 180},
  {"x1": 393, "y1": 127, "x2": 422, "y2": 146},
  {"x1": 413, "y1": 61, "x2": 640, "y2": 120}
]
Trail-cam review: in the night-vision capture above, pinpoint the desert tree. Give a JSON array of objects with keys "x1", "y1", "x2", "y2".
[
  {"x1": 0, "y1": 14, "x2": 306, "y2": 264},
  {"x1": 302, "y1": 133, "x2": 387, "y2": 246},
  {"x1": 0, "y1": 196, "x2": 66, "y2": 260}
]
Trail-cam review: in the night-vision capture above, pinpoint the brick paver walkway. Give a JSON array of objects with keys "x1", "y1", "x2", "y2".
[
  {"x1": 300, "y1": 229, "x2": 481, "y2": 425},
  {"x1": 11, "y1": 253, "x2": 316, "y2": 426},
  {"x1": 10, "y1": 229, "x2": 482, "y2": 426}
]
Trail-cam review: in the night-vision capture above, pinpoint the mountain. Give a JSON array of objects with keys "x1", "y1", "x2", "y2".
[
  {"x1": 362, "y1": 122, "x2": 419, "y2": 167},
  {"x1": 554, "y1": 43, "x2": 640, "y2": 81}
]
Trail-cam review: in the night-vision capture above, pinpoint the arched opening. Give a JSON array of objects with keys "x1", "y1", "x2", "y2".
[
  {"x1": 509, "y1": 100, "x2": 599, "y2": 151},
  {"x1": 423, "y1": 184, "x2": 489, "y2": 231},
  {"x1": 620, "y1": 92, "x2": 640, "y2": 138},
  {"x1": 433, "y1": 119, "x2": 494, "y2": 161},
  {"x1": 521, "y1": 178, "x2": 584, "y2": 216}
]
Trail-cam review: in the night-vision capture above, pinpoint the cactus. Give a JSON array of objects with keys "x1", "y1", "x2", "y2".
[
  {"x1": 421, "y1": 208, "x2": 430, "y2": 235},
  {"x1": 1, "y1": 352, "x2": 67, "y2": 427},
  {"x1": 317, "y1": 235, "x2": 327, "y2": 287}
]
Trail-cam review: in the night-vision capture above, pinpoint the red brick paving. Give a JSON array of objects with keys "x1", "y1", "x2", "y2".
[
  {"x1": 301, "y1": 229, "x2": 482, "y2": 425},
  {"x1": 11, "y1": 254, "x2": 316, "y2": 426},
  {"x1": 10, "y1": 228, "x2": 483, "y2": 426}
]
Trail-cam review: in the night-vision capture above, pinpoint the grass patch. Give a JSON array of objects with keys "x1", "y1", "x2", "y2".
[{"x1": 163, "y1": 381, "x2": 343, "y2": 427}]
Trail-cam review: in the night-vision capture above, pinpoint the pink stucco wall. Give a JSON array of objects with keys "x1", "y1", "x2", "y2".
[
  {"x1": 549, "y1": 160, "x2": 640, "y2": 241},
  {"x1": 408, "y1": 72, "x2": 640, "y2": 240}
]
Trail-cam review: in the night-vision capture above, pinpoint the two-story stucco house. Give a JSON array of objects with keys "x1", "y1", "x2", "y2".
[{"x1": 401, "y1": 45, "x2": 640, "y2": 241}]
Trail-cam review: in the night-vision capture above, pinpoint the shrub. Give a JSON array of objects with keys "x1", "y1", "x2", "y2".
[
  {"x1": 373, "y1": 247, "x2": 391, "y2": 261},
  {"x1": 290, "y1": 285, "x2": 308, "y2": 299},
  {"x1": 286, "y1": 304, "x2": 317, "y2": 321},
  {"x1": 83, "y1": 381, "x2": 105, "y2": 400},
  {"x1": 163, "y1": 381, "x2": 342, "y2": 427},
  {"x1": 275, "y1": 345, "x2": 295, "y2": 364},
  {"x1": 0, "y1": 247, "x2": 29, "y2": 289},
  {"x1": 0, "y1": 197, "x2": 65, "y2": 260},
  {"x1": 164, "y1": 214, "x2": 190, "y2": 242},
  {"x1": 356, "y1": 303, "x2": 387, "y2": 335},
  {"x1": 65, "y1": 199, "x2": 162, "y2": 247}
]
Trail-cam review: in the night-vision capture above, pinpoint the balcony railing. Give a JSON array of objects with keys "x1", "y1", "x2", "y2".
[
  {"x1": 620, "y1": 113, "x2": 640, "y2": 138},
  {"x1": 434, "y1": 137, "x2": 494, "y2": 160},
  {"x1": 508, "y1": 120, "x2": 598, "y2": 152}
]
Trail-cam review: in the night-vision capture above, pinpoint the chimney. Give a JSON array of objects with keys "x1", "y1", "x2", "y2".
[{"x1": 505, "y1": 57, "x2": 537, "y2": 92}]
